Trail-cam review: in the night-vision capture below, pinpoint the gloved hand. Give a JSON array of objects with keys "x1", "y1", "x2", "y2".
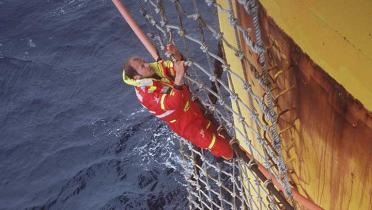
[
  {"x1": 165, "y1": 44, "x2": 177, "y2": 55},
  {"x1": 165, "y1": 44, "x2": 183, "y2": 61}
]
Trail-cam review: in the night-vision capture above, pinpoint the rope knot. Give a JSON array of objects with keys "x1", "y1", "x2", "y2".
[
  {"x1": 159, "y1": 20, "x2": 166, "y2": 27},
  {"x1": 263, "y1": 179, "x2": 272, "y2": 188},
  {"x1": 150, "y1": 19, "x2": 156, "y2": 26},
  {"x1": 209, "y1": 75, "x2": 216, "y2": 82},
  {"x1": 263, "y1": 158, "x2": 272, "y2": 169},
  {"x1": 218, "y1": 98, "x2": 224, "y2": 105},
  {"x1": 177, "y1": 29, "x2": 185, "y2": 37},
  {"x1": 188, "y1": 13, "x2": 200, "y2": 21},
  {"x1": 239, "y1": 116, "x2": 245, "y2": 123},
  {"x1": 214, "y1": 32, "x2": 223, "y2": 41},
  {"x1": 230, "y1": 93, "x2": 238, "y2": 101},
  {"x1": 247, "y1": 159, "x2": 257, "y2": 169},
  {"x1": 243, "y1": 82, "x2": 252, "y2": 91},
  {"x1": 221, "y1": 64, "x2": 230, "y2": 72},
  {"x1": 208, "y1": 105, "x2": 216, "y2": 112},
  {"x1": 184, "y1": 60, "x2": 192, "y2": 67},
  {"x1": 229, "y1": 138, "x2": 238, "y2": 145},
  {"x1": 204, "y1": 0, "x2": 215, "y2": 7},
  {"x1": 228, "y1": 15, "x2": 237, "y2": 27},
  {"x1": 200, "y1": 44, "x2": 208, "y2": 53},
  {"x1": 235, "y1": 50, "x2": 244, "y2": 60}
]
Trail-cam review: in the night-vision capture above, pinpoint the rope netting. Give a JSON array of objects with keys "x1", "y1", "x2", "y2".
[{"x1": 131, "y1": 0, "x2": 296, "y2": 209}]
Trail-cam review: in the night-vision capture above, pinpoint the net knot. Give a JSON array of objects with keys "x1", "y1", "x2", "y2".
[
  {"x1": 204, "y1": 0, "x2": 215, "y2": 7},
  {"x1": 216, "y1": 181, "x2": 222, "y2": 187},
  {"x1": 264, "y1": 179, "x2": 272, "y2": 188},
  {"x1": 229, "y1": 138, "x2": 238, "y2": 145},
  {"x1": 235, "y1": 50, "x2": 244, "y2": 60},
  {"x1": 208, "y1": 105, "x2": 216, "y2": 112},
  {"x1": 214, "y1": 32, "x2": 223, "y2": 41},
  {"x1": 239, "y1": 115, "x2": 245, "y2": 123},
  {"x1": 177, "y1": 29, "x2": 185, "y2": 37},
  {"x1": 200, "y1": 43, "x2": 208, "y2": 53},
  {"x1": 188, "y1": 13, "x2": 200, "y2": 21},
  {"x1": 222, "y1": 64, "x2": 230, "y2": 72},
  {"x1": 248, "y1": 159, "x2": 257, "y2": 169},
  {"x1": 230, "y1": 93, "x2": 238, "y2": 101},
  {"x1": 209, "y1": 75, "x2": 216, "y2": 82},
  {"x1": 159, "y1": 20, "x2": 166, "y2": 27},
  {"x1": 243, "y1": 82, "x2": 252, "y2": 91},
  {"x1": 263, "y1": 158, "x2": 272, "y2": 169},
  {"x1": 149, "y1": 18, "x2": 156, "y2": 26},
  {"x1": 218, "y1": 98, "x2": 224, "y2": 105},
  {"x1": 228, "y1": 15, "x2": 238, "y2": 27},
  {"x1": 184, "y1": 60, "x2": 193, "y2": 67}
]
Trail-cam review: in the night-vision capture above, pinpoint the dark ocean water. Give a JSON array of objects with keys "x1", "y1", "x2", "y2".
[{"x1": 0, "y1": 1, "x2": 190, "y2": 209}]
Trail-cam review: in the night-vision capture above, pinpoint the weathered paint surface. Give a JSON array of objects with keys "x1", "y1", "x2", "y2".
[
  {"x1": 234, "y1": 2, "x2": 372, "y2": 210},
  {"x1": 259, "y1": 0, "x2": 372, "y2": 112}
]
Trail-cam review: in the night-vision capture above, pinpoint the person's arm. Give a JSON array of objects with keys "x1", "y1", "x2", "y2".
[
  {"x1": 159, "y1": 60, "x2": 190, "y2": 111},
  {"x1": 166, "y1": 44, "x2": 184, "y2": 61},
  {"x1": 173, "y1": 60, "x2": 185, "y2": 87}
]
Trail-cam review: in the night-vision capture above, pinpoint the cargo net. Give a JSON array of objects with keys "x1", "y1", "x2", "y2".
[{"x1": 137, "y1": 0, "x2": 294, "y2": 209}]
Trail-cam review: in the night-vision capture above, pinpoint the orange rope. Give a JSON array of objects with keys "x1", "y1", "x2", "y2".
[{"x1": 112, "y1": 0, "x2": 159, "y2": 61}]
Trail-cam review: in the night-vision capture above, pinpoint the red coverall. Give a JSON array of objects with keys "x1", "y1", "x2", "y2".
[{"x1": 131, "y1": 60, "x2": 233, "y2": 159}]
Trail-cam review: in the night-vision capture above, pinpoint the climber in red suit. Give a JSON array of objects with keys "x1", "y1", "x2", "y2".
[{"x1": 122, "y1": 44, "x2": 233, "y2": 160}]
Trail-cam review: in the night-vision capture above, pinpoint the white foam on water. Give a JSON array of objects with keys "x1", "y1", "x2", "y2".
[
  {"x1": 49, "y1": 7, "x2": 65, "y2": 17},
  {"x1": 48, "y1": 0, "x2": 90, "y2": 17},
  {"x1": 28, "y1": 39, "x2": 36, "y2": 48},
  {"x1": 129, "y1": 107, "x2": 146, "y2": 117},
  {"x1": 0, "y1": 43, "x2": 3, "y2": 58}
]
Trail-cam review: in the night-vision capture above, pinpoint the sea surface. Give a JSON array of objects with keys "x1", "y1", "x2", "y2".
[{"x1": 0, "y1": 1, "x2": 197, "y2": 209}]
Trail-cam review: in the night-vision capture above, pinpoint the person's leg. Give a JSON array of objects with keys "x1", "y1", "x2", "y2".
[
  {"x1": 178, "y1": 116, "x2": 233, "y2": 159},
  {"x1": 208, "y1": 132, "x2": 233, "y2": 160}
]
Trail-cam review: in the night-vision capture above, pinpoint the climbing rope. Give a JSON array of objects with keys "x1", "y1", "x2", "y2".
[{"x1": 123, "y1": 0, "x2": 297, "y2": 209}]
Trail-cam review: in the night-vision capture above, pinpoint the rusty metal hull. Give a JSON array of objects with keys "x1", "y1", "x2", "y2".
[{"x1": 233, "y1": 3, "x2": 372, "y2": 210}]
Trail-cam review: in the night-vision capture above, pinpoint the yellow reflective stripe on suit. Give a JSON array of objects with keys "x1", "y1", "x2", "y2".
[
  {"x1": 208, "y1": 134, "x2": 216, "y2": 149},
  {"x1": 183, "y1": 100, "x2": 190, "y2": 112},
  {"x1": 170, "y1": 90, "x2": 175, "y2": 96},
  {"x1": 160, "y1": 94, "x2": 167, "y2": 110}
]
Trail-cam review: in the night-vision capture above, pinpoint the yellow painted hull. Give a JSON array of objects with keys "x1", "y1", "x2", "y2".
[
  {"x1": 260, "y1": 0, "x2": 372, "y2": 111},
  {"x1": 217, "y1": 0, "x2": 372, "y2": 209}
]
